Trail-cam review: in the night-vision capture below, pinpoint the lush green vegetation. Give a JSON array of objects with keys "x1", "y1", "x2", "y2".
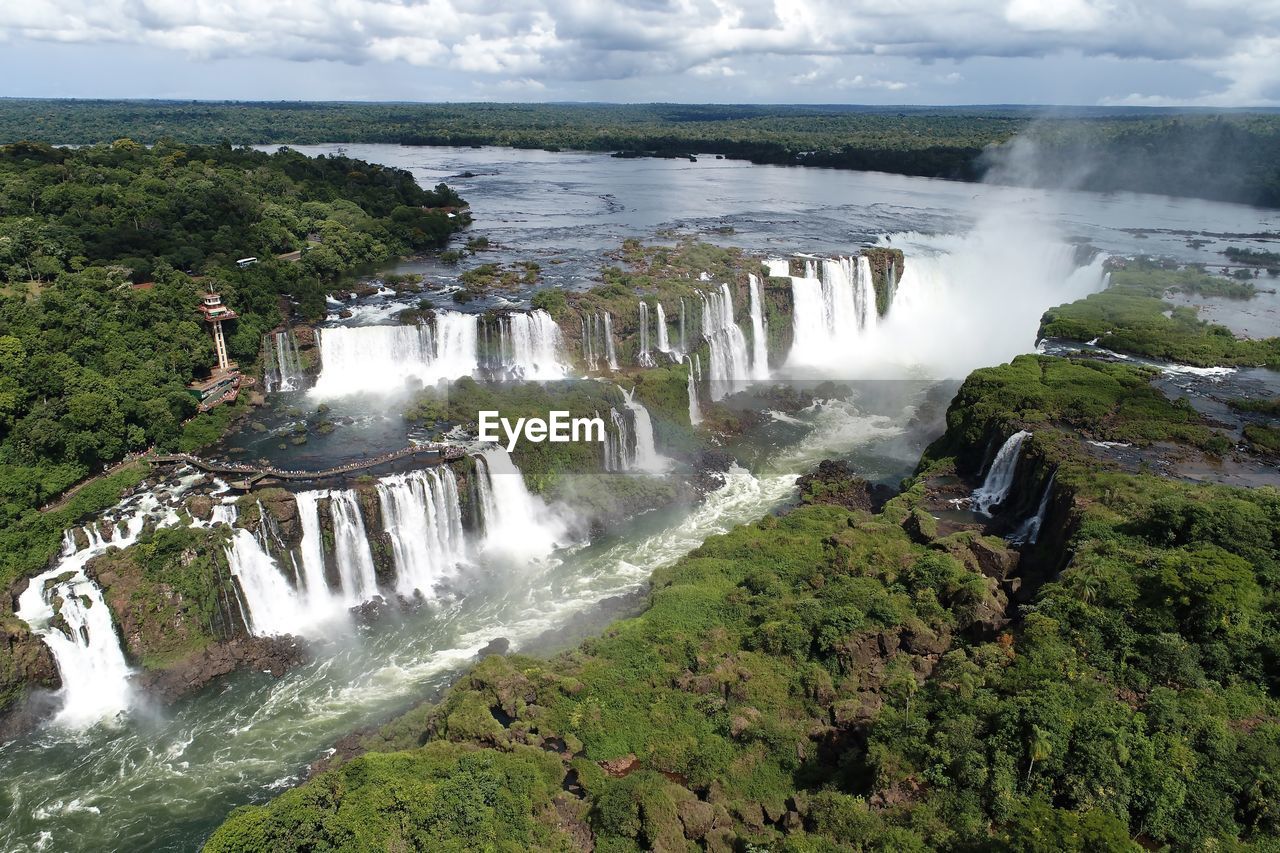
[
  {"x1": 207, "y1": 741, "x2": 570, "y2": 852},
  {"x1": 0, "y1": 461, "x2": 149, "y2": 590},
  {"x1": 5, "y1": 101, "x2": 1280, "y2": 207},
  {"x1": 924, "y1": 354, "x2": 1232, "y2": 464},
  {"x1": 205, "y1": 348, "x2": 1280, "y2": 850},
  {"x1": 1224, "y1": 247, "x2": 1280, "y2": 267},
  {"x1": 1040, "y1": 265, "x2": 1280, "y2": 368},
  {"x1": 89, "y1": 524, "x2": 241, "y2": 670},
  {"x1": 0, "y1": 141, "x2": 465, "y2": 587}
]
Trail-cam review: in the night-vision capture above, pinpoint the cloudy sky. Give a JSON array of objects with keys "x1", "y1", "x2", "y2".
[{"x1": 2, "y1": 0, "x2": 1278, "y2": 106}]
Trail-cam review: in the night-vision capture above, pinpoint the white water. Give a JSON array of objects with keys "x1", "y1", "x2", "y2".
[
  {"x1": 655, "y1": 302, "x2": 671, "y2": 355},
  {"x1": 603, "y1": 407, "x2": 629, "y2": 472},
  {"x1": 636, "y1": 301, "x2": 654, "y2": 367},
  {"x1": 15, "y1": 496, "x2": 180, "y2": 728},
  {"x1": 1009, "y1": 469, "x2": 1056, "y2": 545},
  {"x1": 781, "y1": 219, "x2": 1108, "y2": 379},
  {"x1": 495, "y1": 309, "x2": 568, "y2": 380},
  {"x1": 312, "y1": 309, "x2": 568, "y2": 395},
  {"x1": 294, "y1": 491, "x2": 346, "y2": 620},
  {"x1": 329, "y1": 491, "x2": 382, "y2": 604},
  {"x1": 855, "y1": 256, "x2": 878, "y2": 333},
  {"x1": 702, "y1": 283, "x2": 752, "y2": 401},
  {"x1": 686, "y1": 357, "x2": 703, "y2": 426},
  {"x1": 620, "y1": 387, "x2": 672, "y2": 474},
  {"x1": 580, "y1": 315, "x2": 596, "y2": 372},
  {"x1": 785, "y1": 256, "x2": 875, "y2": 372},
  {"x1": 225, "y1": 526, "x2": 312, "y2": 638},
  {"x1": 376, "y1": 468, "x2": 467, "y2": 599},
  {"x1": 263, "y1": 330, "x2": 306, "y2": 393},
  {"x1": 474, "y1": 448, "x2": 568, "y2": 562},
  {"x1": 747, "y1": 274, "x2": 770, "y2": 380},
  {"x1": 311, "y1": 312, "x2": 478, "y2": 396},
  {"x1": 869, "y1": 223, "x2": 1107, "y2": 378},
  {"x1": 603, "y1": 312, "x2": 620, "y2": 370},
  {"x1": 972, "y1": 430, "x2": 1032, "y2": 515}
]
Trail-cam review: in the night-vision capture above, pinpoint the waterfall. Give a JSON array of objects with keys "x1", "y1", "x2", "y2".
[
  {"x1": 224, "y1": 527, "x2": 311, "y2": 637},
  {"x1": 972, "y1": 430, "x2": 1031, "y2": 515},
  {"x1": 855, "y1": 256, "x2": 877, "y2": 332},
  {"x1": 604, "y1": 407, "x2": 630, "y2": 472},
  {"x1": 495, "y1": 309, "x2": 568, "y2": 380},
  {"x1": 765, "y1": 259, "x2": 790, "y2": 277},
  {"x1": 655, "y1": 302, "x2": 671, "y2": 355},
  {"x1": 637, "y1": 302, "x2": 654, "y2": 367},
  {"x1": 263, "y1": 330, "x2": 306, "y2": 393},
  {"x1": 620, "y1": 386, "x2": 671, "y2": 474},
  {"x1": 473, "y1": 448, "x2": 566, "y2": 561},
  {"x1": 886, "y1": 261, "x2": 897, "y2": 313},
  {"x1": 693, "y1": 353, "x2": 702, "y2": 382},
  {"x1": 312, "y1": 312, "x2": 478, "y2": 396},
  {"x1": 15, "y1": 497, "x2": 178, "y2": 727},
  {"x1": 603, "y1": 312, "x2": 620, "y2": 371},
  {"x1": 375, "y1": 468, "x2": 466, "y2": 598},
  {"x1": 686, "y1": 357, "x2": 703, "y2": 426},
  {"x1": 581, "y1": 316, "x2": 596, "y2": 372},
  {"x1": 312, "y1": 309, "x2": 568, "y2": 393},
  {"x1": 329, "y1": 491, "x2": 381, "y2": 604},
  {"x1": 294, "y1": 491, "x2": 344, "y2": 617},
  {"x1": 782, "y1": 255, "x2": 884, "y2": 372},
  {"x1": 747, "y1": 274, "x2": 769, "y2": 380},
  {"x1": 1009, "y1": 469, "x2": 1056, "y2": 545},
  {"x1": 701, "y1": 283, "x2": 751, "y2": 401}
]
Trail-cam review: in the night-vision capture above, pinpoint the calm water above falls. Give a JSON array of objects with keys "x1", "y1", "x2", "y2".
[{"x1": 3, "y1": 147, "x2": 1278, "y2": 853}]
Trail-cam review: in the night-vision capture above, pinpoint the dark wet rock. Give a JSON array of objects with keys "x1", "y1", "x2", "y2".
[
  {"x1": 689, "y1": 449, "x2": 736, "y2": 494},
  {"x1": 477, "y1": 637, "x2": 510, "y2": 658},
  {"x1": 0, "y1": 616, "x2": 63, "y2": 741},
  {"x1": 351, "y1": 596, "x2": 395, "y2": 626},
  {"x1": 797, "y1": 459, "x2": 896, "y2": 512},
  {"x1": 308, "y1": 729, "x2": 370, "y2": 777},
  {"x1": 135, "y1": 635, "x2": 307, "y2": 702},
  {"x1": 186, "y1": 495, "x2": 214, "y2": 521}
]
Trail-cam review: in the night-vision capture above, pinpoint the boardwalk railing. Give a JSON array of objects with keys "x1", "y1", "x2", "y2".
[{"x1": 153, "y1": 443, "x2": 467, "y2": 485}]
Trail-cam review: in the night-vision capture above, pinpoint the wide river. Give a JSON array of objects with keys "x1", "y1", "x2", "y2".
[{"x1": 1, "y1": 146, "x2": 1277, "y2": 852}]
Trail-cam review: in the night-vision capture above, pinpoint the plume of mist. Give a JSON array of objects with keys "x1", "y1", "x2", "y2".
[{"x1": 978, "y1": 114, "x2": 1277, "y2": 206}]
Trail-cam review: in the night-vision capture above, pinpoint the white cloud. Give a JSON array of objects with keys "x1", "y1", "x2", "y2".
[
  {"x1": 837, "y1": 75, "x2": 909, "y2": 91},
  {"x1": 2, "y1": 0, "x2": 1279, "y2": 104}
]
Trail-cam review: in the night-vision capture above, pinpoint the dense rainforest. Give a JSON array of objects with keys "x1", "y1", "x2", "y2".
[
  {"x1": 2, "y1": 101, "x2": 1280, "y2": 207},
  {"x1": 0, "y1": 140, "x2": 465, "y2": 586}
]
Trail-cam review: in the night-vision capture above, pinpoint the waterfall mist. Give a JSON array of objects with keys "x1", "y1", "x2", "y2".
[{"x1": 776, "y1": 214, "x2": 1106, "y2": 381}]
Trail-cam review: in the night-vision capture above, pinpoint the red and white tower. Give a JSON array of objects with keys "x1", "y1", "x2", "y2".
[{"x1": 199, "y1": 291, "x2": 239, "y2": 370}]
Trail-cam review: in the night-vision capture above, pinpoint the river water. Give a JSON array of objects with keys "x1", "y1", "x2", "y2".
[{"x1": 3, "y1": 146, "x2": 1278, "y2": 852}]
